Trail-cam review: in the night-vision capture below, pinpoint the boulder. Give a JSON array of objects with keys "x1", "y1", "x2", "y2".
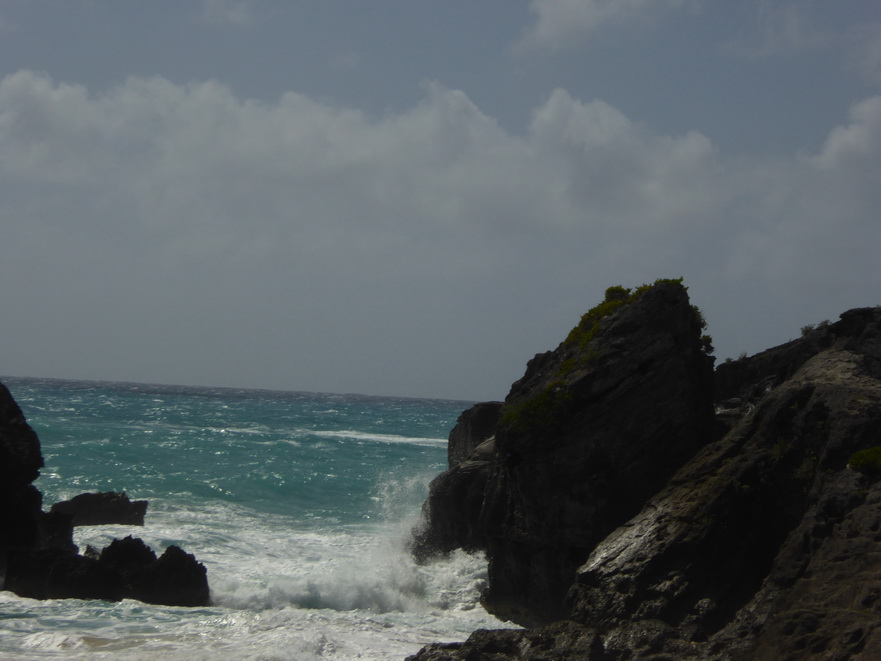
[
  {"x1": 50, "y1": 491, "x2": 148, "y2": 526},
  {"x1": 127, "y1": 543, "x2": 210, "y2": 607},
  {"x1": 100, "y1": 535, "x2": 210, "y2": 607}
]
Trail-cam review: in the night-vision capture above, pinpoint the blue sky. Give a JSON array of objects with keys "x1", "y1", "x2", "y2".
[{"x1": 1, "y1": 0, "x2": 879, "y2": 400}]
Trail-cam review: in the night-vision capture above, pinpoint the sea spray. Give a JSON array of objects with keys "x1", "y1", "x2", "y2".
[{"x1": 0, "y1": 377, "x2": 517, "y2": 660}]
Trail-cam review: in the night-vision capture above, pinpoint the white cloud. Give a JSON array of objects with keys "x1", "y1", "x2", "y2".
[
  {"x1": 0, "y1": 71, "x2": 878, "y2": 398},
  {"x1": 812, "y1": 95, "x2": 881, "y2": 171},
  {"x1": 518, "y1": 0, "x2": 695, "y2": 50}
]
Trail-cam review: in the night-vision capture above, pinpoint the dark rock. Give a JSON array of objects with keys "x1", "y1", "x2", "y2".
[
  {"x1": 0, "y1": 378, "x2": 209, "y2": 607},
  {"x1": 565, "y1": 338, "x2": 881, "y2": 659},
  {"x1": 447, "y1": 402, "x2": 502, "y2": 468},
  {"x1": 0, "y1": 381, "x2": 43, "y2": 488},
  {"x1": 411, "y1": 402, "x2": 502, "y2": 560},
  {"x1": 0, "y1": 382, "x2": 45, "y2": 559},
  {"x1": 411, "y1": 460, "x2": 491, "y2": 560},
  {"x1": 99, "y1": 535, "x2": 211, "y2": 607},
  {"x1": 5, "y1": 534, "x2": 209, "y2": 606},
  {"x1": 410, "y1": 302, "x2": 881, "y2": 660},
  {"x1": 51, "y1": 491, "x2": 148, "y2": 526},
  {"x1": 5, "y1": 546, "x2": 124, "y2": 601},
  {"x1": 100, "y1": 534, "x2": 158, "y2": 573},
  {"x1": 127, "y1": 544, "x2": 210, "y2": 607},
  {"x1": 407, "y1": 621, "x2": 604, "y2": 661},
  {"x1": 415, "y1": 280, "x2": 716, "y2": 626}
]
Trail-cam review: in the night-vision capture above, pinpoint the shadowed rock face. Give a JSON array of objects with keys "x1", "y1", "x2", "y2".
[
  {"x1": 411, "y1": 402, "x2": 501, "y2": 560},
  {"x1": 0, "y1": 381, "x2": 48, "y2": 563},
  {"x1": 0, "y1": 379, "x2": 209, "y2": 607},
  {"x1": 409, "y1": 294, "x2": 881, "y2": 660},
  {"x1": 414, "y1": 281, "x2": 716, "y2": 626}
]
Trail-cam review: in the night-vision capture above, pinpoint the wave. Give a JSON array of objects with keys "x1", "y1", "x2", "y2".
[
  {"x1": 310, "y1": 430, "x2": 446, "y2": 446},
  {"x1": 210, "y1": 544, "x2": 491, "y2": 615}
]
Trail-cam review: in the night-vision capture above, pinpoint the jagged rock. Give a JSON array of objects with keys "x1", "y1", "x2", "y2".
[
  {"x1": 4, "y1": 546, "x2": 124, "y2": 601},
  {"x1": 447, "y1": 402, "x2": 502, "y2": 468},
  {"x1": 410, "y1": 303, "x2": 881, "y2": 660},
  {"x1": 128, "y1": 544, "x2": 210, "y2": 607},
  {"x1": 411, "y1": 459, "x2": 491, "y2": 560},
  {"x1": 100, "y1": 534, "x2": 159, "y2": 573},
  {"x1": 101, "y1": 535, "x2": 210, "y2": 607},
  {"x1": 407, "y1": 621, "x2": 603, "y2": 661},
  {"x1": 414, "y1": 280, "x2": 716, "y2": 626},
  {"x1": 0, "y1": 378, "x2": 209, "y2": 607},
  {"x1": 5, "y1": 534, "x2": 209, "y2": 606},
  {"x1": 51, "y1": 491, "x2": 148, "y2": 526},
  {"x1": 0, "y1": 381, "x2": 46, "y2": 559},
  {"x1": 565, "y1": 312, "x2": 881, "y2": 658},
  {"x1": 410, "y1": 402, "x2": 501, "y2": 560}
]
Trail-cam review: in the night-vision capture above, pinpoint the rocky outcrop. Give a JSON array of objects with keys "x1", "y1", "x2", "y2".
[
  {"x1": 4, "y1": 535, "x2": 209, "y2": 606},
  {"x1": 50, "y1": 491, "x2": 148, "y2": 526},
  {"x1": 410, "y1": 287, "x2": 881, "y2": 660},
  {"x1": 0, "y1": 381, "x2": 46, "y2": 557},
  {"x1": 447, "y1": 402, "x2": 502, "y2": 468},
  {"x1": 0, "y1": 379, "x2": 209, "y2": 607},
  {"x1": 415, "y1": 280, "x2": 716, "y2": 626},
  {"x1": 411, "y1": 402, "x2": 501, "y2": 560}
]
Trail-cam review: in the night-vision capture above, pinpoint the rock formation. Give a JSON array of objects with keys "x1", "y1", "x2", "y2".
[
  {"x1": 50, "y1": 491, "x2": 148, "y2": 526},
  {"x1": 414, "y1": 280, "x2": 716, "y2": 626},
  {"x1": 410, "y1": 282, "x2": 881, "y2": 660},
  {"x1": 0, "y1": 379, "x2": 209, "y2": 606}
]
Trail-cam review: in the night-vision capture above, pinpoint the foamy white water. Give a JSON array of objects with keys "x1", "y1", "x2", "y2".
[{"x1": 0, "y1": 378, "x2": 517, "y2": 660}]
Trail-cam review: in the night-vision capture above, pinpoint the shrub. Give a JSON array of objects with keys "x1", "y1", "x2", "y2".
[
  {"x1": 499, "y1": 383, "x2": 572, "y2": 433},
  {"x1": 848, "y1": 447, "x2": 881, "y2": 475}
]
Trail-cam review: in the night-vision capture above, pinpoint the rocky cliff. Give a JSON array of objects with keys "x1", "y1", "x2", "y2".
[
  {"x1": 410, "y1": 282, "x2": 881, "y2": 660},
  {"x1": 0, "y1": 379, "x2": 209, "y2": 606}
]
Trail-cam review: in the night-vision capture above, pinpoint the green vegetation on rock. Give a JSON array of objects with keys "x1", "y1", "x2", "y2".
[
  {"x1": 848, "y1": 446, "x2": 881, "y2": 475},
  {"x1": 501, "y1": 278, "x2": 710, "y2": 434},
  {"x1": 499, "y1": 381, "x2": 573, "y2": 432}
]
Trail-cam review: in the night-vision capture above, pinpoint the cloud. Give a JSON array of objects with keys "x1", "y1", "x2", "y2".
[
  {"x1": 0, "y1": 71, "x2": 879, "y2": 399},
  {"x1": 517, "y1": 0, "x2": 695, "y2": 50},
  {"x1": 722, "y1": 2, "x2": 829, "y2": 59}
]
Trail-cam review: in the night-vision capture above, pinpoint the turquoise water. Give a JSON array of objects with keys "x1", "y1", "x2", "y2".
[{"x1": 1, "y1": 377, "x2": 513, "y2": 660}]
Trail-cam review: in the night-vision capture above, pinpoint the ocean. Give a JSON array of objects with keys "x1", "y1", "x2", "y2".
[{"x1": 1, "y1": 377, "x2": 514, "y2": 660}]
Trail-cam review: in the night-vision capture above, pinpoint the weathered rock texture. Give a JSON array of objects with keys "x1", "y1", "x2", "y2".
[
  {"x1": 414, "y1": 281, "x2": 715, "y2": 626},
  {"x1": 410, "y1": 285, "x2": 881, "y2": 660},
  {"x1": 0, "y1": 379, "x2": 209, "y2": 606}
]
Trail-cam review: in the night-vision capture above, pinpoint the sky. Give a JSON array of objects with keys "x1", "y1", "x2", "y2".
[{"x1": 0, "y1": 0, "x2": 879, "y2": 402}]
